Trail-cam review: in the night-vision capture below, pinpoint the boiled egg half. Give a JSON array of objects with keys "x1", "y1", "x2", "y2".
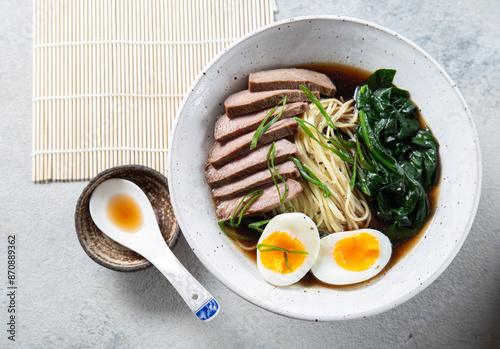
[
  {"x1": 257, "y1": 213, "x2": 320, "y2": 286},
  {"x1": 311, "y1": 229, "x2": 392, "y2": 285}
]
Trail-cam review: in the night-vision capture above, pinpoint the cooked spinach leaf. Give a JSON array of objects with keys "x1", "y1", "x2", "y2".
[{"x1": 354, "y1": 69, "x2": 439, "y2": 240}]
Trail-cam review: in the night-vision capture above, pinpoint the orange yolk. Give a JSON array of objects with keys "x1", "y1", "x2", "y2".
[
  {"x1": 260, "y1": 231, "x2": 307, "y2": 273},
  {"x1": 333, "y1": 232, "x2": 380, "y2": 271}
]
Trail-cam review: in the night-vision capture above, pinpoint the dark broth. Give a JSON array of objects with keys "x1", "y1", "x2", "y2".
[
  {"x1": 295, "y1": 62, "x2": 371, "y2": 97},
  {"x1": 233, "y1": 63, "x2": 440, "y2": 289}
]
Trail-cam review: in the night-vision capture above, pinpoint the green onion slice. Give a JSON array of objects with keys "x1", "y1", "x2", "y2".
[
  {"x1": 229, "y1": 189, "x2": 263, "y2": 228},
  {"x1": 247, "y1": 219, "x2": 271, "y2": 232},
  {"x1": 250, "y1": 96, "x2": 288, "y2": 150},
  {"x1": 350, "y1": 153, "x2": 358, "y2": 191},
  {"x1": 247, "y1": 207, "x2": 295, "y2": 232},
  {"x1": 294, "y1": 117, "x2": 353, "y2": 164},
  {"x1": 336, "y1": 133, "x2": 357, "y2": 148},
  {"x1": 218, "y1": 221, "x2": 252, "y2": 241},
  {"x1": 300, "y1": 84, "x2": 357, "y2": 149},
  {"x1": 299, "y1": 85, "x2": 336, "y2": 130},
  {"x1": 257, "y1": 244, "x2": 309, "y2": 270},
  {"x1": 290, "y1": 156, "x2": 332, "y2": 198},
  {"x1": 257, "y1": 244, "x2": 309, "y2": 255},
  {"x1": 284, "y1": 253, "x2": 291, "y2": 271},
  {"x1": 319, "y1": 230, "x2": 330, "y2": 237},
  {"x1": 267, "y1": 142, "x2": 288, "y2": 205}
]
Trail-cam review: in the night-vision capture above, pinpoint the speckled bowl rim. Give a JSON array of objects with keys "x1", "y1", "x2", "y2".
[
  {"x1": 168, "y1": 15, "x2": 482, "y2": 320},
  {"x1": 75, "y1": 165, "x2": 181, "y2": 272}
]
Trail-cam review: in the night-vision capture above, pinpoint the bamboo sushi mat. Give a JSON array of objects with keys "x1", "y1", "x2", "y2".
[{"x1": 32, "y1": 0, "x2": 275, "y2": 181}]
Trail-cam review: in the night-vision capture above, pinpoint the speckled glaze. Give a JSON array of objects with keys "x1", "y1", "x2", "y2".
[
  {"x1": 75, "y1": 165, "x2": 181, "y2": 272},
  {"x1": 168, "y1": 16, "x2": 481, "y2": 321}
]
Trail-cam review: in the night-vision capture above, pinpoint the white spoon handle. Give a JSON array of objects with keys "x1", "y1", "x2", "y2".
[{"x1": 148, "y1": 241, "x2": 220, "y2": 321}]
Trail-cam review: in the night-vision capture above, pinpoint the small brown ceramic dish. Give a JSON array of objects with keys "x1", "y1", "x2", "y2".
[{"x1": 75, "y1": 165, "x2": 180, "y2": 272}]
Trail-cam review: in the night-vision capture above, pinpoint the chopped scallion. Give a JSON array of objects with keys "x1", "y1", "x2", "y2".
[
  {"x1": 218, "y1": 221, "x2": 252, "y2": 241},
  {"x1": 247, "y1": 207, "x2": 295, "y2": 232},
  {"x1": 250, "y1": 96, "x2": 288, "y2": 150},
  {"x1": 294, "y1": 117, "x2": 353, "y2": 164},
  {"x1": 350, "y1": 153, "x2": 358, "y2": 191},
  {"x1": 247, "y1": 219, "x2": 271, "y2": 232},
  {"x1": 290, "y1": 157, "x2": 332, "y2": 198},
  {"x1": 284, "y1": 253, "x2": 291, "y2": 271},
  {"x1": 229, "y1": 189, "x2": 263, "y2": 228},
  {"x1": 267, "y1": 142, "x2": 288, "y2": 205},
  {"x1": 257, "y1": 244, "x2": 309, "y2": 255},
  {"x1": 299, "y1": 85, "x2": 336, "y2": 130}
]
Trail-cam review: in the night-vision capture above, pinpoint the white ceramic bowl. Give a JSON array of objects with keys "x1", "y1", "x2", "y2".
[{"x1": 168, "y1": 16, "x2": 481, "y2": 320}]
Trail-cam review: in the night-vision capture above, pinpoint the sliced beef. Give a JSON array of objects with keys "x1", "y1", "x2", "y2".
[
  {"x1": 214, "y1": 102, "x2": 309, "y2": 142},
  {"x1": 212, "y1": 161, "x2": 299, "y2": 199},
  {"x1": 205, "y1": 139, "x2": 297, "y2": 186},
  {"x1": 224, "y1": 89, "x2": 319, "y2": 118},
  {"x1": 248, "y1": 68, "x2": 336, "y2": 97},
  {"x1": 208, "y1": 118, "x2": 298, "y2": 167},
  {"x1": 216, "y1": 179, "x2": 302, "y2": 221}
]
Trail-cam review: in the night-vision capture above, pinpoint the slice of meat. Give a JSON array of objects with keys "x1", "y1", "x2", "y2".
[
  {"x1": 248, "y1": 68, "x2": 336, "y2": 97},
  {"x1": 212, "y1": 161, "x2": 299, "y2": 199},
  {"x1": 216, "y1": 179, "x2": 303, "y2": 221},
  {"x1": 224, "y1": 89, "x2": 319, "y2": 118},
  {"x1": 208, "y1": 118, "x2": 298, "y2": 167},
  {"x1": 214, "y1": 102, "x2": 309, "y2": 142},
  {"x1": 205, "y1": 139, "x2": 297, "y2": 186}
]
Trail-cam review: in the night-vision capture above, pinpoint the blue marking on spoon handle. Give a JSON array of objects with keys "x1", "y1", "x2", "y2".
[{"x1": 195, "y1": 298, "x2": 220, "y2": 321}]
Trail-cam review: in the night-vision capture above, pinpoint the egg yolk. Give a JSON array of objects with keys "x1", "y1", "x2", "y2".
[
  {"x1": 260, "y1": 231, "x2": 307, "y2": 273},
  {"x1": 333, "y1": 232, "x2": 380, "y2": 271}
]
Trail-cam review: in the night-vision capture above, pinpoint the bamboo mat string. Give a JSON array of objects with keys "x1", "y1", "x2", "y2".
[{"x1": 33, "y1": 0, "x2": 275, "y2": 181}]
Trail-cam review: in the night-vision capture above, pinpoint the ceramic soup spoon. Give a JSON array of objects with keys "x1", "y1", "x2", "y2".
[{"x1": 89, "y1": 178, "x2": 219, "y2": 321}]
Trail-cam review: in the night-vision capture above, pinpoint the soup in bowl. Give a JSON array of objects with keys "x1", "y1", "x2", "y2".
[{"x1": 167, "y1": 16, "x2": 481, "y2": 320}]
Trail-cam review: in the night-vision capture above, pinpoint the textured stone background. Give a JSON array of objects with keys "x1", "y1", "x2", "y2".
[{"x1": 1, "y1": 0, "x2": 499, "y2": 348}]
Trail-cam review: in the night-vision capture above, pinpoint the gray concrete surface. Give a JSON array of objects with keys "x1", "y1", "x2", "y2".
[{"x1": 1, "y1": 0, "x2": 499, "y2": 348}]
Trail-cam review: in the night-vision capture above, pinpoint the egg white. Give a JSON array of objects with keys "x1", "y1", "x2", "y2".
[
  {"x1": 311, "y1": 229, "x2": 392, "y2": 285},
  {"x1": 257, "y1": 213, "x2": 320, "y2": 286}
]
